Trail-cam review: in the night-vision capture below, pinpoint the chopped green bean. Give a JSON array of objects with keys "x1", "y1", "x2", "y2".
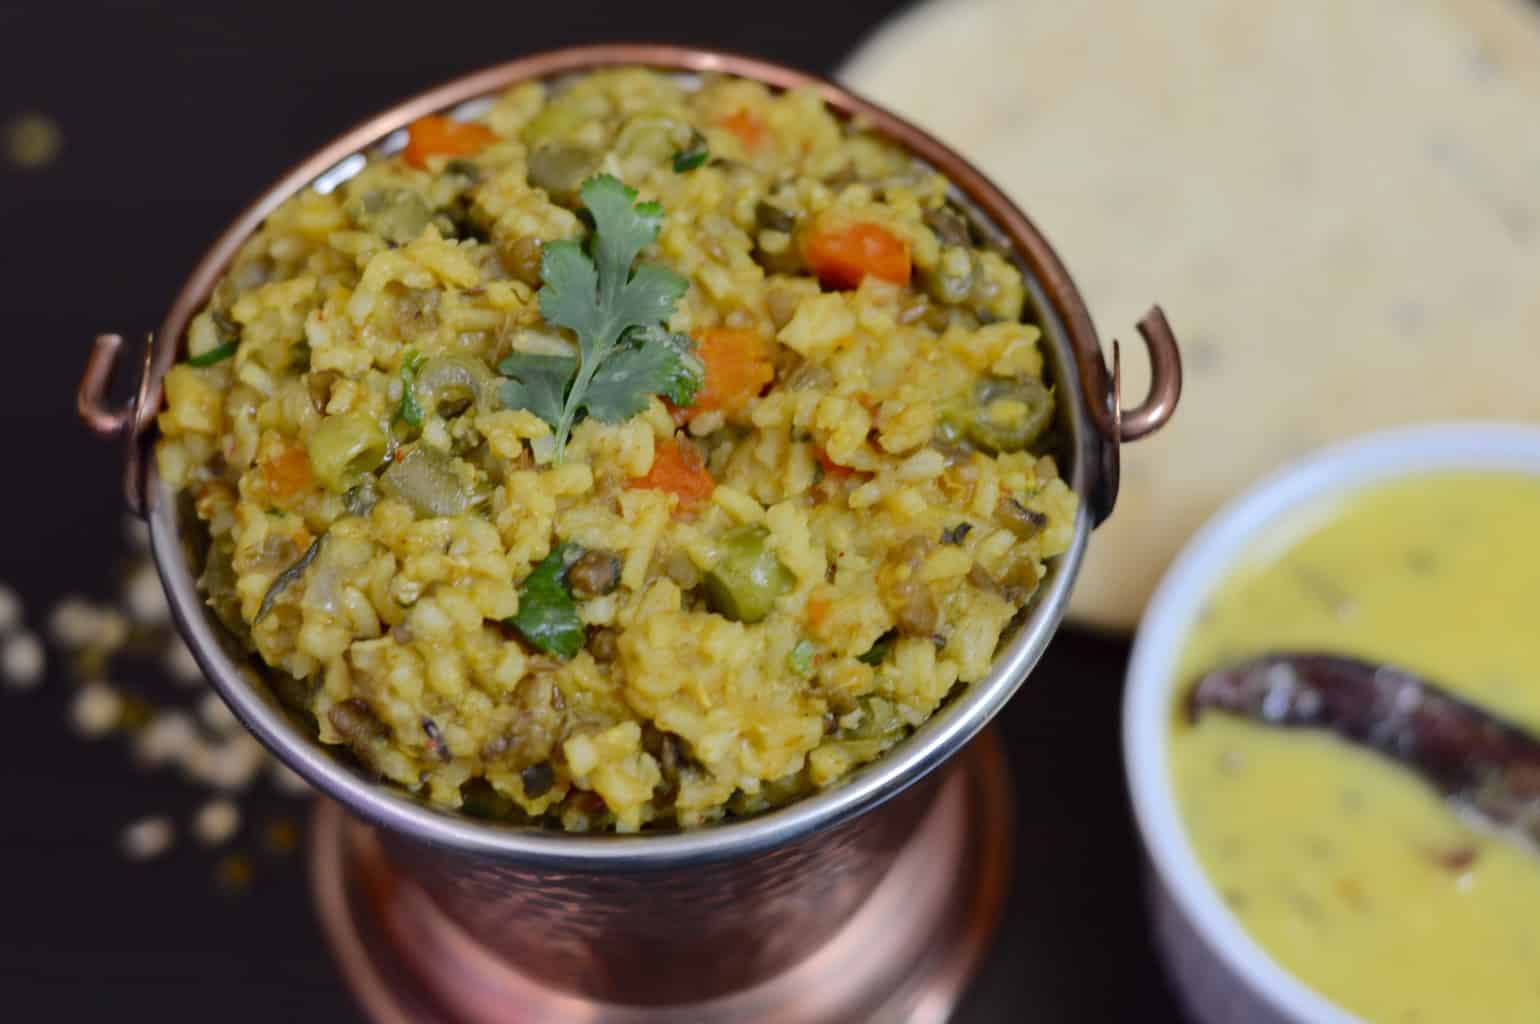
[
  {"x1": 412, "y1": 354, "x2": 493, "y2": 420},
  {"x1": 704, "y1": 526, "x2": 794, "y2": 624},
  {"x1": 965, "y1": 376, "x2": 1054, "y2": 454},
  {"x1": 380, "y1": 446, "x2": 475, "y2": 518},
  {"x1": 307, "y1": 413, "x2": 388, "y2": 492}
]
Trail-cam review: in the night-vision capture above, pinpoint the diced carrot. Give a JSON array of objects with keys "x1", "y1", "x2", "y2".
[
  {"x1": 630, "y1": 439, "x2": 715, "y2": 512},
  {"x1": 262, "y1": 443, "x2": 313, "y2": 501},
  {"x1": 804, "y1": 590, "x2": 833, "y2": 630},
  {"x1": 675, "y1": 328, "x2": 776, "y2": 423},
  {"x1": 403, "y1": 115, "x2": 497, "y2": 170},
  {"x1": 815, "y1": 446, "x2": 855, "y2": 481},
  {"x1": 720, "y1": 108, "x2": 768, "y2": 150},
  {"x1": 802, "y1": 221, "x2": 911, "y2": 290}
]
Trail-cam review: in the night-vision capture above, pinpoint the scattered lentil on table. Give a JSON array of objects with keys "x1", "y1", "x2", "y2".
[
  {"x1": 192, "y1": 799, "x2": 243, "y2": 847},
  {"x1": 16, "y1": 520, "x2": 310, "y2": 874}
]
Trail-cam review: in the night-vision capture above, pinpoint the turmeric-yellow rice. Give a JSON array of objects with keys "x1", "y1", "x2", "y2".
[{"x1": 156, "y1": 68, "x2": 1076, "y2": 831}]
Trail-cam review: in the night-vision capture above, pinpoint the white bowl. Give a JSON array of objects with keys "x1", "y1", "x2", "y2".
[{"x1": 1122, "y1": 422, "x2": 1540, "y2": 1024}]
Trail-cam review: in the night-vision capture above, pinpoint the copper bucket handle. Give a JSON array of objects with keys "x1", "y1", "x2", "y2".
[
  {"x1": 78, "y1": 331, "x2": 156, "y2": 515},
  {"x1": 78, "y1": 333, "x2": 135, "y2": 437},
  {"x1": 1110, "y1": 306, "x2": 1181, "y2": 442},
  {"x1": 1084, "y1": 305, "x2": 1182, "y2": 444}
]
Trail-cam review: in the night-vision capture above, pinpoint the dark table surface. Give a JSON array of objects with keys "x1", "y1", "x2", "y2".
[{"x1": 0, "y1": 2, "x2": 1185, "y2": 1019}]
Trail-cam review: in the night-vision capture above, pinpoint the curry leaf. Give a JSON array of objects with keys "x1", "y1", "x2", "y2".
[
  {"x1": 506, "y1": 541, "x2": 586, "y2": 660},
  {"x1": 254, "y1": 534, "x2": 325, "y2": 625}
]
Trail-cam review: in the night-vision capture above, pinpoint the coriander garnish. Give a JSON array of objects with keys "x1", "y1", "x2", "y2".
[
  {"x1": 187, "y1": 340, "x2": 239, "y2": 368},
  {"x1": 188, "y1": 310, "x2": 242, "y2": 366},
  {"x1": 396, "y1": 349, "x2": 426, "y2": 427},
  {"x1": 498, "y1": 174, "x2": 703, "y2": 461},
  {"x1": 858, "y1": 630, "x2": 896, "y2": 666},
  {"x1": 672, "y1": 131, "x2": 708, "y2": 172}
]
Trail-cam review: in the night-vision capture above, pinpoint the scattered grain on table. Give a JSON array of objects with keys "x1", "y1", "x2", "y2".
[
  {"x1": 120, "y1": 816, "x2": 175, "y2": 862},
  {"x1": 193, "y1": 800, "x2": 242, "y2": 846},
  {"x1": 134, "y1": 709, "x2": 200, "y2": 768},
  {"x1": 3, "y1": 111, "x2": 62, "y2": 170},
  {"x1": 0, "y1": 584, "x2": 22, "y2": 633},
  {"x1": 164, "y1": 637, "x2": 204, "y2": 686},
  {"x1": 48, "y1": 597, "x2": 123, "y2": 651},
  {"x1": 186, "y1": 734, "x2": 267, "y2": 793},
  {"x1": 198, "y1": 691, "x2": 241, "y2": 736},
  {"x1": 1, "y1": 631, "x2": 44, "y2": 690},
  {"x1": 70, "y1": 681, "x2": 124, "y2": 737},
  {"x1": 125, "y1": 563, "x2": 169, "y2": 625},
  {"x1": 22, "y1": 544, "x2": 314, "y2": 890}
]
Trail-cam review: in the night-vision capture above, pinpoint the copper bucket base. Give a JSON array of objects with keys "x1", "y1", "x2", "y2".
[{"x1": 309, "y1": 731, "x2": 1013, "y2": 1023}]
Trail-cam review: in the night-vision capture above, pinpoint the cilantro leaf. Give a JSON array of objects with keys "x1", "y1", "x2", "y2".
[
  {"x1": 585, "y1": 325, "x2": 703, "y2": 421},
  {"x1": 580, "y1": 180, "x2": 664, "y2": 292},
  {"x1": 535, "y1": 239, "x2": 603, "y2": 343},
  {"x1": 858, "y1": 630, "x2": 896, "y2": 666},
  {"x1": 188, "y1": 312, "x2": 242, "y2": 367},
  {"x1": 506, "y1": 541, "x2": 586, "y2": 660},
  {"x1": 672, "y1": 131, "x2": 709, "y2": 172},
  {"x1": 611, "y1": 262, "x2": 688, "y2": 330},
  {"x1": 396, "y1": 349, "x2": 427, "y2": 427},
  {"x1": 497, "y1": 352, "x2": 577, "y2": 430},
  {"x1": 187, "y1": 340, "x2": 239, "y2": 368},
  {"x1": 521, "y1": 174, "x2": 695, "y2": 460}
]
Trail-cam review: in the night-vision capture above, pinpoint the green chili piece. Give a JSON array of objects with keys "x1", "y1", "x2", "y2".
[{"x1": 187, "y1": 340, "x2": 239, "y2": 368}]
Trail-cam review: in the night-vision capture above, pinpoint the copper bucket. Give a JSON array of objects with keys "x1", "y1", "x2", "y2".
[{"x1": 77, "y1": 44, "x2": 1182, "y2": 1022}]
